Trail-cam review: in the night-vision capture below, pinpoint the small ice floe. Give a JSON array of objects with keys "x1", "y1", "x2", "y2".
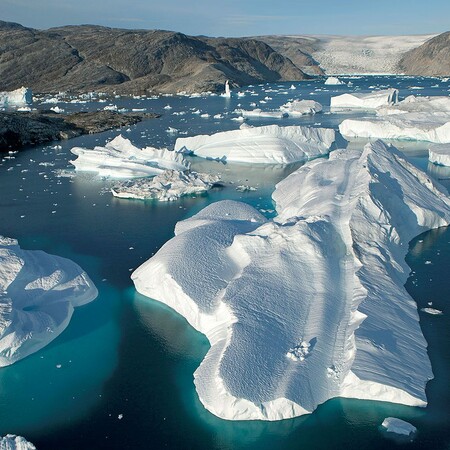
[
  {"x1": 420, "y1": 307, "x2": 443, "y2": 315},
  {"x1": 103, "y1": 104, "x2": 118, "y2": 111},
  {"x1": 236, "y1": 185, "x2": 257, "y2": 192},
  {"x1": 290, "y1": 84, "x2": 296, "y2": 90},
  {"x1": 324, "y1": 76, "x2": 344, "y2": 85},
  {"x1": 111, "y1": 170, "x2": 220, "y2": 201},
  {"x1": 200, "y1": 113, "x2": 210, "y2": 118},
  {"x1": 164, "y1": 105, "x2": 172, "y2": 110},
  {"x1": 213, "y1": 114, "x2": 224, "y2": 119},
  {"x1": 381, "y1": 417, "x2": 417, "y2": 437},
  {"x1": 235, "y1": 109, "x2": 287, "y2": 119},
  {"x1": 166, "y1": 127, "x2": 179, "y2": 134},
  {"x1": 50, "y1": 106, "x2": 65, "y2": 113},
  {"x1": 118, "y1": 414, "x2": 123, "y2": 420},
  {"x1": 280, "y1": 100, "x2": 322, "y2": 116}
]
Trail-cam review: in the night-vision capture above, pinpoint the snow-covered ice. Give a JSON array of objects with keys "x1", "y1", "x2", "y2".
[
  {"x1": 330, "y1": 89, "x2": 398, "y2": 109},
  {"x1": 0, "y1": 236, "x2": 97, "y2": 367},
  {"x1": 236, "y1": 109, "x2": 287, "y2": 119},
  {"x1": 324, "y1": 76, "x2": 344, "y2": 85},
  {"x1": 377, "y1": 95, "x2": 450, "y2": 116},
  {"x1": 0, "y1": 434, "x2": 36, "y2": 450},
  {"x1": 132, "y1": 140, "x2": 450, "y2": 420},
  {"x1": 429, "y1": 144, "x2": 450, "y2": 166},
  {"x1": 111, "y1": 170, "x2": 220, "y2": 201},
  {"x1": 174, "y1": 125, "x2": 336, "y2": 164},
  {"x1": 339, "y1": 113, "x2": 450, "y2": 143},
  {"x1": 381, "y1": 417, "x2": 417, "y2": 436},
  {"x1": 0, "y1": 87, "x2": 33, "y2": 107},
  {"x1": 70, "y1": 135, "x2": 188, "y2": 178},
  {"x1": 280, "y1": 100, "x2": 322, "y2": 116}
]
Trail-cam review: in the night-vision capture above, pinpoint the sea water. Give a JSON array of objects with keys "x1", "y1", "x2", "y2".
[{"x1": 0, "y1": 76, "x2": 449, "y2": 449}]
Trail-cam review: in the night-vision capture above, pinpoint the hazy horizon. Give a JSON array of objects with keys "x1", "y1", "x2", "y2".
[{"x1": 1, "y1": 0, "x2": 449, "y2": 37}]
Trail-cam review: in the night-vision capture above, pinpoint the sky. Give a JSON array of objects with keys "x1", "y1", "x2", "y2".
[{"x1": 1, "y1": 0, "x2": 449, "y2": 36}]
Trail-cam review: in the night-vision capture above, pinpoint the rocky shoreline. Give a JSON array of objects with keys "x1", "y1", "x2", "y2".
[{"x1": 0, "y1": 110, "x2": 159, "y2": 151}]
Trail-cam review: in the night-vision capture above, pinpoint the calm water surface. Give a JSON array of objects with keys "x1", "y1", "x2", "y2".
[{"x1": 0, "y1": 76, "x2": 449, "y2": 449}]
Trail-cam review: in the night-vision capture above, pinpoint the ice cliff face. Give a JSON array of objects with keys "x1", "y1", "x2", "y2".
[
  {"x1": 132, "y1": 141, "x2": 450, "y2": 421},
  {"x1": 0, "y1": 434, "x2": 36, "y2": 450},
  {"x1": 0, "y1": 236, "x2": 97, "y2": 366}
]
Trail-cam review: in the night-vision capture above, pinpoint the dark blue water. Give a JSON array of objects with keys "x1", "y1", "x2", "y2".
[{"x1": 0, "y1": 76, "x2": 449, "y2": 449}]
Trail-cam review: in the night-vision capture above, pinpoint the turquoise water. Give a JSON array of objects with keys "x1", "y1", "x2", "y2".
[{"x1": 0, "y1": 76, "x2": 449, "y2": 449}]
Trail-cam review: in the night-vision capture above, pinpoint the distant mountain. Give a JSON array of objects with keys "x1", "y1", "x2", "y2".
[
  {"x1": 398, "y1": 32, "x2": 450, "y2": 76},
  {"x1": 257, "y1": 34, "x2": 436, "y2": 75},
  {"x1": 0, "y1": 22, "x2": 307, "y2": 94}
]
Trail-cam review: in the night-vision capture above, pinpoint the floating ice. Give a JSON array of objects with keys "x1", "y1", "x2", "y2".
[
  {"x1": 111, "y1": 170, "x2": 220, "y2": 201},
  {"x1": 339, "y1": 113, "x2": 450, "y2": 143},
  {"x1": 420, "y1": 307, "x2": 443, "y2": 315},
  {"x1": 429, "y1": 144, "x2": 450, "y2": 166},
  {"x1": 324, "y1": 76, "x2": 344, "y2": 85},
  {"x1": 236, "y1": 109, "x2": 287, "y2": 119},
  {"x1": 0, "y1": 87, "x2": 33, "y2": 107},
  {"x1": 174, "y1": 124, "x2": 336, "y2": 164},
  {"x1": 280, "y1": 100, "x2": 322, "y2": 116},
  {"x1": 330, "y1": 89, "x2": 398, "y2": 109},
  {"x1": 0, "y1": 236, "x2": 98, "y2": 367},
  {"x1": 0, "y1": 434, "x2": 36, "y2": 450},
  {"x1": 132, "y1": 141, "x2": 450, "y2": 420},
  {"x1": 381, "y1": 417, "x2": 417, "y2": 436},
  {"x1": 70, "y1": 135, "x2": 188, "y2": 178},
  {"x1": 377, "y1": 95, "x2": 450, "y2": 116},
  {"x1": 222, "y1": 80, "x2": 231, "y2": 98}
]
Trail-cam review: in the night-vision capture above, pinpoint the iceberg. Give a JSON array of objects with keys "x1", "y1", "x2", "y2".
[
  {"x1": 0, "y1": 236, "x2": 97, "y2": 367},
  {"x1": 0, "y1": 87, "x2": 33, "y2": 107},
  {"x1": 280, "y1": 100, "x2": 323, "y2": 116},
  {"x1": 111, "y1": 170, "x2": 220, "y2": 201},
  {"x1": 222, "y1": 80, "x2": 231, "y2": 98},
  {"x1": 0, "y1": 435, "x2": 36, "y2": 450},
  {"x1": 174, "y1": 124, "x2": 336, "y2": 164},
  {"x1": 324, "y1": 76, "x2": 344, "y2": 85},
  {"x1": 377, "y1": 95, "x2": 450, "y2": 116},
  {"x1": 70, "y1": 135, "x2": 188, "y2": 178},
  {"x1": 339, "y1": 113, "x2": 450, "y2": 143},
  {"x1": 330, "y1": 89, "x2": 398, "y2": 109},
  {"x1": 381, "y1": 417, "x2": 417, "y2": 436},
  {"x1": 429, "y1": 144, "x2": 450, "y2": 166},
  {"x1": 132, "y1": 140, "x2": 450, "y2": 421},
  {"x1": 236, "y1": 109, "x2": 287, "y2": 119}
]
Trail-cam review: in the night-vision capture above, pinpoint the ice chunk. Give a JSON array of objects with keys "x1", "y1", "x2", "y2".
[
  {"x1": 429, "y1": 144, "x2": 450, "y2": 166},
  {"x1": 330, "y1": 89, "x2": 398, "y2": 109},
  {"x1": 132, "y1": 141, "x2": 450, "y2": 420},
  {"x1": 174, "y1": 124, "x2": 336, "y2": 164},
  {"x1": 420, "y1": 307, "x2": 443, "y2": 315},
  {"x1": 0, "y1": 434, "x2": 36, "y2": 450},
  {"x1": 0, "y1": 236, "x2": 97, "y2": 367},
  {"x1": 324, "y1": 76, "x2": 344, "y2": 85},
  {"x1": 111, "y1": 170, "x2": 220, "y2": 201},
  {"x1": 340, "y1": 113, "x2": 450, "y2": 143},
  {"x1": 381, "y1": 417, "x2": 417, "y2": 436},
  {"x1": 377, "y1": 95, "x2": 450, "y2": 116},
  {"x1": 70, "y1": 135, "x2": 188, "y2": 178},
  {"x1": 222, "y1": 80, "x2": 231, "y2": 98},
  {"x1": 0, "y1": 87, "x2": 33, "y2": 107},
  {"x1": 280, "y1": 100, "x2": 322, "y2": 116},
  {"x1": 236, "y1": 109, "x2": 287, "y2": 119}
]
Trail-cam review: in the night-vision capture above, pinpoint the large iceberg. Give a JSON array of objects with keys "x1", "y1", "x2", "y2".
[
  {"x1": 132, "y1": 140, "x2": 450, "y2": 421},
  {"x1": 0, "y1": 236, "x2": 98, "y2": 367},
  {"x1": 330, "y1": 89, "x2": 398, "y2": 109},
  {"x1": 377, "y1": 95, "x2": 450, "y2": 116},
  {"x1": 174, "y1": 125, "x2": 336, "y2": 164},
  {"x1": 111, "y1": 170, "x2": 220, "y2": 201},
  {"x1": 0, "y1": 87, "x2": 33, "y2": 107},
  {"x1": 429, "y1": 144, "x2": 450, "y2": 166},
  {"x1": 339, "y1": 113, "x2": 450, "y2": 143},
  {"x1": 0, "y1": 435, "x2": 36, "y2": 450},
  {"x1": 280, "y1": 100, "x2": 322, "y2": 116},
  {"x1": 70, "y1": 135, "x2": 188, "y2": 178},
  {"x1": 324, "y1": 76, "x2": 344, "y2": 85}
]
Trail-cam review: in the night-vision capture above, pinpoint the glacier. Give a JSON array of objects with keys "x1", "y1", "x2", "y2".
[
  {"x1": 330, "y1": 89, "x2": 398, "y2": 109},
  {"x1": 70, "y1": 135, "x2": 188, "y2": 178},
  {"x1": 174, "y1": 124, "x2": 336, "y2": 164},
  {"x1": 111, "y1": 170, "x2": 220, "y2": 201},
  {"x1": 0, "y1": 236, "x2": 98, "y2": 367},
  {"x1": 132, "y1": 140, "x2": 450, "y2": 421},
  {"x1": 0, "y1": 87, "x2": 33, "y2": 107},
  {"x1": 0, "y1": 435, "x2": 36, "y2": 450}
]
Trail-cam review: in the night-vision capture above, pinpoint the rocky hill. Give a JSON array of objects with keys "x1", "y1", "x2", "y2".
[
  {"x1": 0, "y1": 21, "x2": 307, "y2": 94},
  {"x1": 398, "y1": 32, "x2": 450, "y2": 76}
]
